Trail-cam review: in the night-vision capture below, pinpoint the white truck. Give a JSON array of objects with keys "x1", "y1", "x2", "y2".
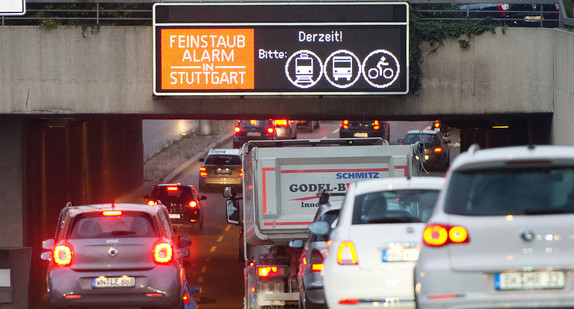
[{"x1": 224, "y1": 138, "x2": 422, "y2": 309}]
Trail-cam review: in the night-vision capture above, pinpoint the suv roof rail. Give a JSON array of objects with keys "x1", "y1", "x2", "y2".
[
  {"x1": 467, "y1": 143, "x2": 480, "y2": 154},
  {"x1": 65, "y1": 202, "x2": 72, "y2": 208}
]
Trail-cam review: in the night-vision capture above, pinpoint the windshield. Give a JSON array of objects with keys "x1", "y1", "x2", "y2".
[
  {"x1": 444, "y1": 167, "x2": 574, "y2": 216},
  {"x1": 352, "y1": 189, "x2": 440, "y2": 224}
]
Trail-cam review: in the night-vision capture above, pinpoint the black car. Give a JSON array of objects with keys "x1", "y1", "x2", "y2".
[
  {"x1": 233, "y1": 120, "x2": 276, "y2": 149},
  {"x1": 145, "y1": 183, "x2": 206, "y2": 231},
  {"x1": 398, "y1": 129, "x2": 451, "y2": 171},
  {"x1": 338, "y1": 120, "x2": 390, "y2": 142}
]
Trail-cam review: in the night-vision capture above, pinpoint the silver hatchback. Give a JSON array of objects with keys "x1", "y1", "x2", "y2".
[
  {"x1": 41, "y1": 203, "x2": 192, "y2": 308},
  {"x1": 415, "y1": 144, "x2": 574, "y2": 308}
]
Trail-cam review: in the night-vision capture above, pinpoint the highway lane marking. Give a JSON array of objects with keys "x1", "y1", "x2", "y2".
[
  {"x1": 210, "y1": 246, "x2": 217, "y2": 253},
  {"x1": 201, "y1": 266, "x2": 208, "y2": 273},
  {"x1": 217, "y1": 236, "x2": 224, "y2": 242},
  {"x1": 225, "y1": 224, "x2": 232, "y2": 231}
]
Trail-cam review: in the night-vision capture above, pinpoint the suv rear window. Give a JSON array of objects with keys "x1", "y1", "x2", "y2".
[
  {"x1": 403, "y1": 133, "x2": 440, "y2": 146},
  {"x1": 352, "y1": 190, "x2": 439, "y2": 224},
  {"x1": 205, "y1": 154, "x2": 241, "y2": 165},
  {"x1": 69, "y1": 213, "x2": 156, "y2": 239},
  {"x1": 444, "y1": 167, "x2": 574, "y2": 216},
  {"x1": 151, "y1": 186, "x2": 194, "y2": 203}
]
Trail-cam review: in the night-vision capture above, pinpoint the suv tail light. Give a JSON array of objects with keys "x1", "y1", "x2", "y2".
[
  {"x1": 336, "y1": 241, "x2": 358, "y2": 265},
  {"x1": 423, "y1": 224, "x2": 469, "y2": 247},
  {"x1": 311, "y1": 249, "x2": 324, "y2": 272},
  {"x1": 54, "y1": 243, "x2": 73, "y2": 266},
  {"x1": 199, "y1": 167, "x2": 207, "y2": 177},
  {"x1": 153, "y1": 242, "x2": 173, "y2": 264}
]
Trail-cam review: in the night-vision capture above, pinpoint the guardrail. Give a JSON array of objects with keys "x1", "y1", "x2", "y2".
[{"x1": 2, "y1": 1, "x2": 573, "y2": 27}]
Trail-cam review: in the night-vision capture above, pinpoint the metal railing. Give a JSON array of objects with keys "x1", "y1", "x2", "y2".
[{"x1": 1, "y1": 1, "x2": 572, "y2": 27}]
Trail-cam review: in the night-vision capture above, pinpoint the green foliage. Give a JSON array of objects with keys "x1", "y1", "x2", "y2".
[{"x1": 409, "y1": 5, "x2": 504, "y2": 93}]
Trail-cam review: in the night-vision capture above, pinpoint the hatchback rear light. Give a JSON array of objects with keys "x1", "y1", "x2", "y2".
[
  {"x1": 336, "y1": 241, "x2": 358, "y2": 265},
  {"x1": 147, "y1": 200, "x2": 157, "y2": 206},
  {"x1": 188, "y1": 201, "x2": 198, "y2": 208},
  {"x1": 153, "y1": 242, "x2": 173, "y2": 264},
  {"x1": 423, "y1": 224, "x2": 469, "y2": 247},
  {"x1": 54, "y1": 243, "x2": 73, "y2": 266},
  {"x1": 311, "y1": 249, "x2": 324, "y2": 272},
  {"x1": 199, "y1": 167, "x2": 207, "y2": 177}
]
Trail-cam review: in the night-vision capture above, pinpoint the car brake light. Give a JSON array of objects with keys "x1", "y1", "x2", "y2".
[
  {"x1": 423, "y1": 224, "x2": 469, "y2": 247},
  {"x1": 153, "y1": 242, "x2": 173, "y2": 264},
  {"x1": 239, "y1": 168, "x2": 243, "y2": 178},
  {"x1": 183, "y1": 290, "x2": 191, "y2": 303},
  {"x1": 337, "y1": 241, "x2": 358, "y2": 265},
  {"x1": 257, "y1": 266, "x2": 284, "y2": 278},
  {"x1": 102, "y1": 210, "x2": 122, "y2": 216},
  {"x1": 340, "y1": 120, "x2": 349, "y2": 129},
  {"x1": 167, "y1": 186, "x2": 179, "y2": 191},
  {"x1": 311, "y1": 249, "x2": 323, "y2": 272},
  {"x1": 189, "y1": 201, "x2": 198, "y2": 208},
  {"x1": 200, "y1": 167, "x2": 207, "y2": 177},
  {"x1": 54, "y1": 244, "x2": 73, "y2": 266},
  {"x1": 234, "y1": 126, "x2": 241, "y2": 134},
  {"x1": 147, "y1": 200, "x2": 157, "y2": 206},
  {"x1": 373, "y1": 120, "x2": 380, "y2": 130},
  {"x1": 434, "y1": 147, "x2": 443, "y2": 153},
  {"x1": 274, "y1": 119, "x2": 288, "y2": 126},
  {"x1": 267, "y1": 127, "x2": 274, "y2": 134}
]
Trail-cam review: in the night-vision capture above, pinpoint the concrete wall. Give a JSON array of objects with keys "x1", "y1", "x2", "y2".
[
  {"x1": 0, "y1": 26, "x2": 567, "y2": 120},
  {"x1": 552, "y1": 29, "x2": 574, "y2": 145}
]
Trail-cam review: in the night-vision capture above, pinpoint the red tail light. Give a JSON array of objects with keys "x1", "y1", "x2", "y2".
[
  {"x1": 373, "y1": 120, "x2": 380, "y2": 130},
  {"x1": 273, "y1": 119, "x2": 288, "y2": 126},
  {"x1": 54, "y1": 243, "x2": 73, "y2": 266},
  {"x1": 234, "y1": 126, "x2": 241, "y2": 134},
  {"x1": 434, "y1": 147, "x2": 443, "y2": 153},
  {"x1": 337, "y1": 241, "x2": 358, "y2": 265},
  {"x1": 102, "y1": 210, "x2": 122, "y2": 216},
  {"x1": 239, "y1": 168, "x2": 243, "y2": 178},
  {"x1": 153, "y1": 242, "x2": 173, "y2": 264},
  {"x1": 188, "y1": 200, "x2": 198, "y2": 208},
  {"x1": 257, "y1": 266, "x2": 284, "y2": 278},
  {"x1": 183, "y1": 290, "x2": 191, "y2": 304},
  {"x1": 311, "y1": 249, "x2": 324, "y2": 272},
  {"x1": 199, "y1": 167, "x2": 207, "y2": 177},
  {"x1": 167, "y1": 186, "x2": 179, "y2": 191},
  {"x1": 423, "y1": 224, "x2": 469, "y2": 247},
  {"x1": 340, "y1": 120, "x2": 349, "y2": 129},
  {"x1": 147, "y1": 200, "x2": 157, "y2": 206},
  {"x1": 267, "y1": 127, "x2": 274, "y2": 134}
]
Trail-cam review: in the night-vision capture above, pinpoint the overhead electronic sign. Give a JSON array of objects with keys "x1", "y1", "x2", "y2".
[{"x1": 153, "y1": 2, "x2": 409, "y2": 96}]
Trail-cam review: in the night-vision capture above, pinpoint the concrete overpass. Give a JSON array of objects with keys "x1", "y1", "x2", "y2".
[{"x1": 0, "y1": 24, "x2": 573, "y2": 306}]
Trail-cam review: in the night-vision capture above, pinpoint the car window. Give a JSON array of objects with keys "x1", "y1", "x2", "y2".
[
  {"x1": 238, "y1": 120, "x2": 272, "y2": 127},
  {"x1": 403, "y1": 133, "x2": 440, "y2": 146},
  {"x1": 352, "y1": 190, "x2": 440, "y2": 224},
  {"x1": 157, "y1": 207, "x2": 174, "y2": 239},
  {"x1": 151, "y1": 186, "x2": 194, "y2": 202},
  {"x1": 205, "y1": 154, "x2": 241, "y2": 165},
  {"x1": 444, "y1": 167, "x2": 574, "y2": 216},
  {"x1": 315, "y1": 210, "x2": 340, "y2": 241},
  {"x1": 69, "y1": 213, "x2": 156, "y2": 239}
]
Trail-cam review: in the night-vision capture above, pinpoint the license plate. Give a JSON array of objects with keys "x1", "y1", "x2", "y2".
[
  {"x1": 93, "y1": 276, "x2": 135, "y2": 288},
  {"x1": 494, "y1": 271, "x2": 565, "y2": 290},
  {"x1": 524, "y1": 15, "x2": 542, "y2": 21},
  {"x1": 382, "y1": 247, "x2": 419, "y2": 262},
  {"x1": 354, "y1": 132, "x2": 368, "y2": 137},
  {"x1": 247, "y1": 132, "x2": 261, "y2": 137},
  {"x1": 169, "y1": 213, "x2": 181, "y2": 219}
]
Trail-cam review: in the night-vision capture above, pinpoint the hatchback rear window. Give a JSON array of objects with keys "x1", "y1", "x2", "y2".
[
  {"x1": 205, "y1": 155, "x2": 241, "y2": 165},
  {"x1": 151, "y1": 186, "x2": 194, "y2": 203},
  {"x1": 69, "y1": 213, "x2": 156, "y2": 239},
  {"x1": 352, "y1": 190, "x2": 440, "y2": 224},
  {"x1": 444, "y1": 167, "x2": 574, "y2": 216}
]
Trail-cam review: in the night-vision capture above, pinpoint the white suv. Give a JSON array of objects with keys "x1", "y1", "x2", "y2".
[{"x1": 415, "y1": 144, "x2": 574, "y2": 308}]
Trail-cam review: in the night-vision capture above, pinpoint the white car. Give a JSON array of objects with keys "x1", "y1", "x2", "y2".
[
  {"x1": 322, "y1": 176, "x2": 444, "y2": 309},
  {"x1": 415, "y1": 144, "x2": 574, "y2": 308}
]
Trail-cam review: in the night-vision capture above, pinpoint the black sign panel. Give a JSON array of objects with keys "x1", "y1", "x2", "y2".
[{"x1": 153, "y1": 2, "x2": 409, "y2": 96}]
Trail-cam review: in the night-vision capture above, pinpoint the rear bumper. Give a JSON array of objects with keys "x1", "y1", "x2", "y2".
[{"x1": 47, "y1": 266, "x2": 183, "y2": 308}]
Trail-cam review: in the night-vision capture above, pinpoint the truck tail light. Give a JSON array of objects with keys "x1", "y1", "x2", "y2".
[
  {"x1": 337, "y1": 241, "x2": 358, "y2": 265},
  {"x1": 188, "y1": 200, "x2": 198, "y2": 208},
  {"x1": 340, "y1": 120, "x2": 349, "y2": 129},
  {"x1": 267, "y1": 127, "x2": 274, "y2": 134},
  {"x1": 200, "y1": 167, "x2": 207, "y2": 177},
  {"x1": 311, "y1": 249, "x2": 324, "y2": 272},
  {"x1": 234, "y1": 126, "x2": 241, "y2": 134},
  {"x1": 373, "y1": 120, "x2": 380, "y2": 130},
  {"x1": 423, "y1": 224, "x2": 469, "y2": 247},
  {"x1": 273, "y1": 119, "x2": 288, "y2": 126},
  {"x1": 257, "y1": 266, "x2": 284, "y2": 278},
  {"x1": 153, "y1": 242, "x2": 173, "y2": 264},
  {"x1": 53, "y1": 243, "x2": 73, "y2": 266},
  {"x1": 167, "y1": 186, "x2": 179, "y2": 191}
]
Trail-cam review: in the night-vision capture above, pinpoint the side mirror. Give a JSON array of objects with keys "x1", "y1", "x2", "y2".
[
  {"x1": 309, "y1": 221, "x2": 330, "y2": 236},
  {"x1": 226, "y1": 199, "x2": 240, "y2": 225},
  {"x1": 199, "y1": 195, "x2": 207, "y2": 201},
  {"x1": 178, "y1": 235, "x2": 192, "y2": 248},
  {"x1": 41, "y1": 251, "x2": 52, "y2": 261},
  {"x1": 289, "y1": 239, "x2": 304, "y2": 249},
  {"x1": 179, "y1": 247, "x2": 190, "y2": 258},
  {"x1": 223, "y1": 186, "x2": 237, "y2": 199}
]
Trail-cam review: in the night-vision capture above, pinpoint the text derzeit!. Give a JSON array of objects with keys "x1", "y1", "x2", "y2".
[{"x1": 298, "y1": 31, "x2": 343, "y2": 43}]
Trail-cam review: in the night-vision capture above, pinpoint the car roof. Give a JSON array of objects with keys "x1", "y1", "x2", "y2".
[
  {"x1": 350, "y1": 176, "x2": 445, "y2": 196},
  {"x1": 207, "y1": 148, "x2": 241, "y2": 156},
  {"x1": 450, "y1": 144, "x2": 574, "y2": 172},
  {"x1": 63, "y1": 203, "x2": 162, "y2": 217}
]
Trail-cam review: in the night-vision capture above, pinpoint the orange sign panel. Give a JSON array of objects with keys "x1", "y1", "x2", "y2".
[{"x1": 161, "y1": 28, "x2": 255, "y2": 90}]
